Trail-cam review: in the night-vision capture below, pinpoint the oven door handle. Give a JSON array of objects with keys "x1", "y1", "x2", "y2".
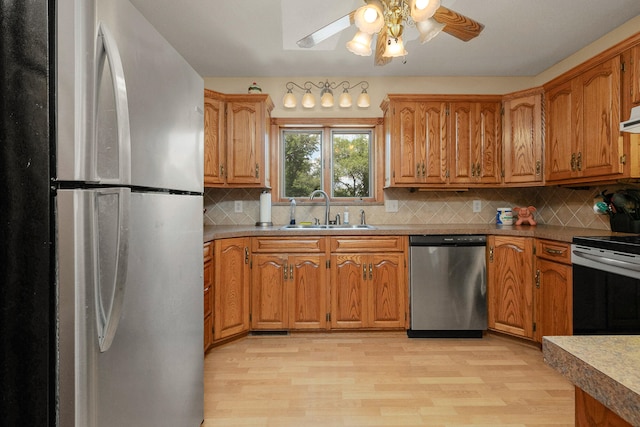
[{"x1": 573, "y1": 249, "x2": 640, "y2": 272}]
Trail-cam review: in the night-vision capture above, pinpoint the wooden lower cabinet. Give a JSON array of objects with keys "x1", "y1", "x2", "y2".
[
  {"x1": 487, "y1": 235, "x2": 535, "y2": 339},
  {"x1": 213, "y1": 237, "x2": 250, "y2": 341},
  {"x1": 330, "y1": 237, "x2": 408, "y2": 329},
  {"x1": 203, "y1": 242, "x2": 214, "y2": 351},
  {"x1": 250, "y1": 237, "x2": 327, "y2": 330},
  {"x1": 534, "y1": 239, "x2": 573, "y2": 343},
  {"x1": 575, "y1": 387, "x2": 631, "y2": 427}
]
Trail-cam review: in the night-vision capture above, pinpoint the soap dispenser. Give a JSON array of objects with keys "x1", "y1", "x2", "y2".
[
  {"x1": 289, "y1": 198, "x2": 296, "y2": 225},
  {"x1": 343, "y1": 206, "x2": 350, "y2": 225}
]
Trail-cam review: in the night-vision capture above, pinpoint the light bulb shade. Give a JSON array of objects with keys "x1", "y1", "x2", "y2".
[
  {"x1": 320, "y1": 88, "x2": 334, "y2": 108},
  {"x1": 410, "y1": 0, "x2": 441, "y2": 22},
  {"x1": 339, "y1": 91, "x2": 352, "y2": 108},
  {"x1": 283, "y1": 91, "x2": 297, "y2": 108},
  {"x1": 354, "y1": 4, "x2": 384, "y2": 34},
  {"x1": 346, "y1": 31, "x2": 373, "y2": 56},
  {"x1": 383, "y1": 36, "x2": 407, "y2": 58},
  {"x1": 356, "y1": 91, "x2": 370, "y2": 108},
  {"x1": 416, "y1": 18, "x2": 445, "y2": 44},
  {"x1": 301, "y1": 91, "x2": 315, "y2": 108}
]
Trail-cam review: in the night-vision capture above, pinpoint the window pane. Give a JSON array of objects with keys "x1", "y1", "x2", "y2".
[
  {"x1": 331, "y1": 130, "x2": 372, "y2": 198},
  {"x1": 282, "y1": 130, "x2": 322, "y2": 198}
]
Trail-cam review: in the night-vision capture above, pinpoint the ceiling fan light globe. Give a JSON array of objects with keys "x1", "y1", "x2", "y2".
[
  {"x1": 302, "y1": 92, "x2": 315, "y2": 108},
  {"x1": 357, "y1": 91, "x2": 370, "y2": 108},
  {"x1": 354, "y1": 4, "x2": 384, "y2": 34},
  {"x1": 410, "y1": 0, "x2": 441, "y2": 22},
  {"x1": 382, "y1": 36, "x2": 407, "y2": 58},
  {"x1": 339, "y1": 91, "x2": 352, "y2": 108},
  {"x1": 346, "y1": 31, "x2": 373, "y2": 56},
  {"x1": 416, "y1": 18, "x2": 445, "y2": 43},
  {"x1": 283, "y1": 92, "x2": 297, "y2": 108}
]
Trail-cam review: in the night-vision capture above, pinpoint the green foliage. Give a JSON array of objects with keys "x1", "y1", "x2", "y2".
[
  {"x1": 332, "y1": 134, "x2": 370, "y2": 197},
  {"x1": 283, "y1": 131, "x2": 321, "y2": 197}
]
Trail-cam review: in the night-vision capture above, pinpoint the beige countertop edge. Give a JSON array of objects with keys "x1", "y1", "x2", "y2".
[
  {"x1": 203, "y1": 223, "x2": 628, "y2": 243},
  {"x1": 542, "y1": 336, "x2": 640, "y2": 426}
]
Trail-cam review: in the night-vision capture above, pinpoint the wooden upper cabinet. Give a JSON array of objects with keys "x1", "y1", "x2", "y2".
[
  {"x1": 203, "y1": 91, "x2": 225, "y2": 186},
  {"x1": 502, "y1": 90, "x2": 544, "y2": 184},
  {"x1": 631, "y1": 43, "x2": 640, "y2": 106},
  {"x1": 449, "y1": 101, "x2": 501, "y2": 184},
  {"x1": 545, "y1": 56, "x2": 623, "y2": 183},
  {"x1": 385, "y1": 99, "x2": 447, "y2": 185},
  {"x1": 203, "y1": 91, "x2": 274, "y2": 188}
]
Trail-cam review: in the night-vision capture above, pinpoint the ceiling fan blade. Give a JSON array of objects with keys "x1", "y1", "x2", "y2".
[
  {"x1": 433, "y1": 6, "x2": 484, "y2": 42},
  {"x1": 374, "y1": 27, "x2": 392, "y2": 66},
  {"x1": 296, "y1": 11, "x2": 356, "y2": 48}
]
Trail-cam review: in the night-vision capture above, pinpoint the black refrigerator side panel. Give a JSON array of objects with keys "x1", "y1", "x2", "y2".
[{"x1": 0, "y1": 1, "x2": 53, "y2": 426}]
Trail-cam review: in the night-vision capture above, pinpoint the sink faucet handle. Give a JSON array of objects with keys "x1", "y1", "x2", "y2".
[
  {"x1": 314, "y1": 217, "x2": 320, "y2": 225},
  {"x1": 335, "y1": 213, "x2": 341, "y2": 225},
  {"x1": 360, "y1": 209, "x2": 366, "y2": 225}
]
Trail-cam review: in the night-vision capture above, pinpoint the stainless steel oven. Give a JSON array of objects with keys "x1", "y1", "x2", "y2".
[{"x1": 572, "y1": 236, "x2": 640, "y2": 335}]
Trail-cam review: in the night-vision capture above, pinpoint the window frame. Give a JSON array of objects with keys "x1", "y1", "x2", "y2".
[{"x1": 271, "y1": 117, "x2": 384, "y2": 204}]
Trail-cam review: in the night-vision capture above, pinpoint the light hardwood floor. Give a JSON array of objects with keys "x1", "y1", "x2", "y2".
[{"x1": 203, "y1": 332, "x2": 574, "y2": 426}]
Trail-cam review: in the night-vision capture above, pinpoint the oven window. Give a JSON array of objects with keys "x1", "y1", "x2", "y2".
[{"x1": 573, "y1": 265, "x2": 640, "y2": 334}]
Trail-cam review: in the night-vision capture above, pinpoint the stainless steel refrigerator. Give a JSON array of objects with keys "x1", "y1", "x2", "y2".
[{"x1": 55, "y1": 0, "x2": 204, "y2": 425}]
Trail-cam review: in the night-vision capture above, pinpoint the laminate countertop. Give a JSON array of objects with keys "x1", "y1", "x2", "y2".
[
  {"x1": 543, "y1": 336, "x2": 640, "y2": 426},
  {"x1": 203, "y1": 223, "x2": 628, "y2": 243}
]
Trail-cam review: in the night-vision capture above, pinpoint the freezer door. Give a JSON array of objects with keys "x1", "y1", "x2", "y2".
[
  {"x1": 57, "y1": 190, "x2": 204, "y2": 427},
  {"x1": 57, "y1": 0, "x2": 204, "y2": 192}
]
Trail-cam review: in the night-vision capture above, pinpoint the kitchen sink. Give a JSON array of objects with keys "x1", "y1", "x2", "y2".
[{"x1": 280, "y1": 224, "x2": 376, "y2": 230}]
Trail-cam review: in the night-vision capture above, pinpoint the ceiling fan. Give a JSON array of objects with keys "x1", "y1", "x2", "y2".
[{"x1": 296, "y1": 0, "x2": 484, "y2": 66}]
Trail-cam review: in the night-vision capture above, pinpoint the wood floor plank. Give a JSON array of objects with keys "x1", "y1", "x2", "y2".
[{"x1": 202, "y1": 332, "x2": 574, "y2": 426}]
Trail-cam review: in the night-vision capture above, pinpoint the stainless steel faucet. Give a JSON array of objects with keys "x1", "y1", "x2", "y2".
[
  {"x1": 310, "y1": 190, "x2": 330, "y2": 225},
  {"x1": 360, "y1": 209, "x2": 366, "y2": 225}
]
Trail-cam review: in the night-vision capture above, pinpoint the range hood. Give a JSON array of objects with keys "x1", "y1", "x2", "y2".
[{"x1": 621, "y1": 105, "x2": 640, "y2": 133}]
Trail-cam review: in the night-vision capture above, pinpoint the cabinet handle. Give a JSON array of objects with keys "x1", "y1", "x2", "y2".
[
  {"x1": 255, "y1": 163, "x2": 260, "y2": 178},
  {"x1": 535, "y1": 269, "x2": 540, "y2": 289},
  {"x1": 576, "y1": 152, "x2": 582, "y2": 171},
  {"x1": 416, "y1": 164, "x2": 421, "y2": 177},
  {"x1": 489, "y1": 246, "x2": 494, "y2": 262},
  {"x1": 544, "y1": 247, "x2": 565, "y2": 256},
  {"x1": 244, "y1": 247, "x2": 249, "y2": 264},
  {"x1": 369, "y1": 263, "x2": 373, "y2": 280},
  {"x1": 535, "y1": 160, "x2": 541, "y2": 176},
  {"x1": 289, "y1": 264, "x2": 293, "y2": 281},
  {"x1": 284, "y1": 263, "x2": 288, "y2": 280},
  {"x1": 363, "y1": 264, "x2": 367, "y2": 280},
  {"x1": 570, "y1": 153, "x2": 576, "y2": 171},
  {"x1": 220, "y1": 164, "x2": 225, "y2": 177},
  {"x1": 421, "y1": 162, "x2": 426, "y2": 177}
]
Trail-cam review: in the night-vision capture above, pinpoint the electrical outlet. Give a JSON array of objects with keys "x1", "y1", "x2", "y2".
[
  {"x1": 385, "y1": 199, "x2": 398, "y2": 213},
  {"x1": 234, "y1": 200, "x2": 243, "y2": 213},
  {"x1": 472, "y1": 200, "x2": 482, "y2": 213}
]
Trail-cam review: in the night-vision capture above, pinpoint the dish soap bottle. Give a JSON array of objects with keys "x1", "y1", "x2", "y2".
[
  {"x1": 343, "y1": 206, "x2": 349, "y2": 225},
  {"x1": 289, "y1": 198, "x2": 296, "y2": 225}
]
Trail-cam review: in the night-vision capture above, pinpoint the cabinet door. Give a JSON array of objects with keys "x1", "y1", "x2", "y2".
[
  {"x1": 503, "y1": 93, "x2": 543, "y2": 183},
  {"x1": 226, "y1": 101, "x2": 262, "y2": 185},
  {"x1": 368, "y1": 253, "x2": 406, "y2": 328},
  {"x1": 477, "y1": 102, "x2": 502, "y2": 184},
  {"x1": 392, "y1": 101, "x2": 422, "y2": 184},
  {"x1": 632, "y1": 44, "x2": 640, "y2": 106},
  {"x1": 203, "y1": 257, "x2": 213, "y2": 350},
  {"x1": 289, "y1": 254, "x2": 327, "y2": 330},
  {"x1": 535, "y1": 258, "x2": 573, "y2": 342},
  {"x1": 251, "y1": 254, "x2": 287, "y2": 330},
  {"x1": 449, "y1": 102, "x2": 475, "y2": 183},
  {"x1": 546, "y1": 80, "x2": 578, "y2": 181},
  {"x1": 488, "y1": 236, "x2": 534, "y2": 339},
  {"x1": 214, "y1": 237, "x2": 250, "y2": 340},
  {"x1": 331, "y1": 254, "x2": 366, "y2": 329},
  {"x1": 203, "y1": 93, "x2": 225, "y2": 186},
  {"x1": 579, "y1": 56, "x2": 623, "y2": 179}
]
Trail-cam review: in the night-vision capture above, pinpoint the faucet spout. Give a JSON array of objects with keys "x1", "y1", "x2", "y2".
[{"x1": 310, "y1": 190, "x2": 330, "y2": 226}]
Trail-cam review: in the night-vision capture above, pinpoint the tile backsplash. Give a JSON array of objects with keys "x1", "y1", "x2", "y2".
[{"x1": 204, "y1": 185, "x2": 628, "y2": 230}]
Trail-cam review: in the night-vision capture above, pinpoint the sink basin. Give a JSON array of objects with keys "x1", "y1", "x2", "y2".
[{"x1": 280, "y1": 224, "x2": 376, "y2": 230}]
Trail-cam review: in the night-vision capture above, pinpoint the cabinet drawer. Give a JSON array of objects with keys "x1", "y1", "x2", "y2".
[
  {"x1": 252, "y1": 237, "x2": 326, "y2": 253},
  {"x1": 536, "y1": 239, "x2": 571, "y2": 264},
  {"x1": 330, "y1": 236, "x2": 405, "y2": 252},
  {"x1": 203, "y1": 241, "x2": 213, "y2": 262}
]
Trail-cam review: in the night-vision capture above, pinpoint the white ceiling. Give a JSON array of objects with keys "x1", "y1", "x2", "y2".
[{"x1": 129, "y1": 0, "x2": 640, "y2": 78}]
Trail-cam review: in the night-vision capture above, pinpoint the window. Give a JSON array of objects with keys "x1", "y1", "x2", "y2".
[{"x1": 273, "y1": 117, "x2": 383, "y2": 203}]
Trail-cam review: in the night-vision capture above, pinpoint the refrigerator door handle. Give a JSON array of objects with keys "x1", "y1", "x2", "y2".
[
  {"x1": 93, "y1": 188, "x2": 131, "y2": 352},
  {"x1": 96, "y1": 22, "x2": 131, "y2": 184}
]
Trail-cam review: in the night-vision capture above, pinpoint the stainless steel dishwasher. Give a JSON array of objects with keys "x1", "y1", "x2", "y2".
[{"x1": 408, "y1": 235, "x2": 487, "y2": 338}]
